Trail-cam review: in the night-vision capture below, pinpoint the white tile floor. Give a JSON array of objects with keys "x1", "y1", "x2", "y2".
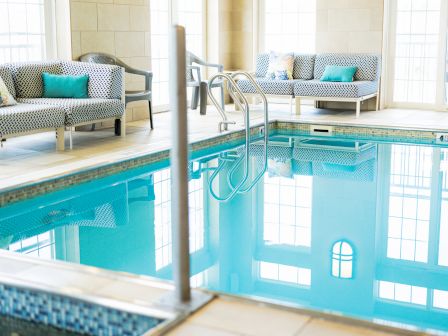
[{"x1": 0, "y1": 104, "x2": 444, "y2": 335}]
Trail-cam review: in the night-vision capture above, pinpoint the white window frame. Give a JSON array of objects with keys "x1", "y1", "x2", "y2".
[
  {"x1": 257, "y1": 0, "x2": 316, "y2": 54},
  {"x1": 0, "y1": 0, "x2": 59, "y2": 63},
  {"x1": 150, "y1": 0, "x2": 207, "y2": 112},
  {"x1": 383, "y1": 0, "x2": 448, "y2": 110}
]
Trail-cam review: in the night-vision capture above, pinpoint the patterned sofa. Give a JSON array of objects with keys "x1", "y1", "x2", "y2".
[
  {"x1": 0, "y1": 61, "x2": 125, "y2": 150},
  {"x1": 237, "y1": 53, "x2": 381, "y2": 118},
  {"x1": 237, "y1": 53, "x2": 315, "y2": 114}
]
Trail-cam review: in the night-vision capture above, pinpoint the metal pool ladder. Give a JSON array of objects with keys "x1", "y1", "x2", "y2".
[{"x1": 207, "y1": 72, "x2": 269, "y2": 202}]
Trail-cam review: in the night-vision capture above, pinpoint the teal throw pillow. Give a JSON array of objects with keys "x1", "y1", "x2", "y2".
[
  {"x1": 42, "y1": 73, "x2": 89, "y2": 98},
  {"x1": 320, "y1": 65, "x2": 357, "y2": 82}
]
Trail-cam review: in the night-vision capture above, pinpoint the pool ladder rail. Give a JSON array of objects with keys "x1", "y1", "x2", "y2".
[{"x1": 207, "y1": 72, "x2": 269, "y2": 202}]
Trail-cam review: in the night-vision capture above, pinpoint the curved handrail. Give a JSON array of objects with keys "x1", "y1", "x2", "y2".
[
  {"x1": 208, "y1": 73, "x2": 247, "y2": 132},
  {"x1": 226, "y1": 72, "x2": 269, "y2": 193},
  {"x1": 208, "y1": 71, "x2": 269, "y2": 202},
  {"x1": 208, "y1": 149, "x2": 250, "y2": 202}
]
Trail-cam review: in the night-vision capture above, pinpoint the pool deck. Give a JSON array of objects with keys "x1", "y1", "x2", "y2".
[
  {"x1": 1, "y1": 104, "x2": 447, "y2": 335},
  {"x1": 1, "y1": 104, "x2": 447, "y2": 190}
]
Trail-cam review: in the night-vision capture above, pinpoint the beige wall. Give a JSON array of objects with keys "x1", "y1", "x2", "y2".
[
  {"x1": 69, "y1": 0, "x2": 151, "y2": 122},
  {"x1": 316, "y1": 0, "x2": 384, "y2": 53}
]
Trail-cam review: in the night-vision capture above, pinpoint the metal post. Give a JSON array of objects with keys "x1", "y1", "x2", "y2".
[{"x1": 169, "y1": 25, "x2": 191, "y2": 303}]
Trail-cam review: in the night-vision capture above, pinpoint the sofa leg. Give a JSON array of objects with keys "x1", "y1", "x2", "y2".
[
  {"x1": 356, "y1": 101, "x2": 361, "y2": 118},
  {"x1": 375, "y1": 94, "x2": 380, "y2": 111},
  {"x1": 295, "y1": 97, "x2": 301, "y2": 115},
  {"x1": 69, "y1": 127, "x2": 73, "y2": 150},
  {"x1": 120, "y1": 114, "x2": 126, "y2": 137},
  {"x1": 56, "y1": 127, "x2": 65, "y2": 151}
]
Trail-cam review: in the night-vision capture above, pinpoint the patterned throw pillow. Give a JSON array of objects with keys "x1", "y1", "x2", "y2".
[
  {"x1": 0, "y1": 77, "x2": 16, "y2": 107},
  {"x1": 265, "y1": 52, "x2": 294, "y2": 80}
]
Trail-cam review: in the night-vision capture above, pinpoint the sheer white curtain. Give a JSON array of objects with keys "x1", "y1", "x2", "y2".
[{"x1": 0, "y1": 0, "x2": 48, "y2": 63}]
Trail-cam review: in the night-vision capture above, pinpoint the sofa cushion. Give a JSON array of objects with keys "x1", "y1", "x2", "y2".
[
  {"x1": 18, "y1": 98, "x2": 124, "y2": 126},
  {"x1": 313, "y1": 54, "x2": 380, "y2": 81},
  {"x1": 0, "y1": 103, "x2": 65, "y2": 137},
  {"x1": 255, "y1": 53, "x2": 315, "y2": 80},
  {"x1": 0, "y1": 66, "x2": 16, "y2": 98},
  {"x1": 61, "y1": 62, "x2": 124, "y2": 99},
  {"x1": 238, "y1": 78, "x2": 300, "y2": 95},
  {"x1": 8, "y1": 61, "x2": 63, "y2": 98},
  {"x1": 293, "y1": 54, "x2": 315, "y2": 80},
  {"x1": 294, "y1": 79, "x2": 378, "y2": 98}
]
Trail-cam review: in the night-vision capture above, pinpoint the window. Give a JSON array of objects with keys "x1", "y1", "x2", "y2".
[
  {"x1": 153, "y1": 168, "x2": 205, "y2": 271},
  {"x1": 150, "y1": 0, "x2": 205, "y2": 110},
  {"x1": 8, "y1": 231, "x2": 55, "y2": 259},
  {"x1": 259, "y1": 261, "x2": 311, "y2": 287},
  {"x1": 263, "y1": 175, "x2": 312, "y2": 247},
  {"x1": 260, "y1": 0, "x2": 316, "y2": 53},
  {"x1": 387, "y1": 0, "x2": 448, "y2": 107},
  {"x1": 433, "y1": 289, "x2": 448, "y2": 310},
  {"x1": 438, "y1": 149, "x2": 448, "y2": 266},
  {"x1": 0, "y1": 0, "x2": 48, "y2": 63},
  {"x1": 387, "y1": 145, "x2": 432, "y2": 263},
  {"x1": 378, "y1": 280, "x2": 427, "y2": 306},
  {"x1": 331, "y1": 241, "x2": 354, "y2": 279}
]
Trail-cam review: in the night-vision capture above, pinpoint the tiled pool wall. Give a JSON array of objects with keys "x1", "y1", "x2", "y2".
[
  {"x1": 0, "y1": 121, "x2": 443, "y2": 207},
  {"x1": 0, "y1": 283, "x2": 163, "y2": 336}
]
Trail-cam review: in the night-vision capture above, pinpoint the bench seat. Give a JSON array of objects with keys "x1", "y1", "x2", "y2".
[
  {"x1": 0, "y1": 103, "x2": 65, "y2": 138},
  {"x1": 294, "y1": 80, "x2": 378, "y2": 98},
  {"x1": 18, "y1": 98, "x2": 124, "y2": 126}
]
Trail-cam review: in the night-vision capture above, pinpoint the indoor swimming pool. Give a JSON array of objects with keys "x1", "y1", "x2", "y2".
[{"x1": 1, "y1": 133, "x2": 448, "y2": 334}]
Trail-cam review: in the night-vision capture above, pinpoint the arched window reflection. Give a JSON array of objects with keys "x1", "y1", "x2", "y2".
[{"x1": 331, "y1": 240, "x2": 354, "y2": 279}]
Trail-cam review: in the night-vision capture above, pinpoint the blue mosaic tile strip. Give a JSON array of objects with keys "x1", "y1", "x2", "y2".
[{"x1": 0, "y1": 284, "x2": 164, "y2": 336}]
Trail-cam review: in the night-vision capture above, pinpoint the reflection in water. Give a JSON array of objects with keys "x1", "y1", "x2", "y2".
[
  {"x1": 378, "y1": 281, "x2": 427, "y2": 306},
  {"x1": 263, "y1": 175, "x2": 312, "y2": 247},
  {"x1": 387, "y1": 145, "x2": 431, "y2": 263},
  {"x1": 331, "y1": 240, "x2": 354, "y2": 279},
  {"x1": 2, "y1": 136, "x2": 448, "y2": 332}
]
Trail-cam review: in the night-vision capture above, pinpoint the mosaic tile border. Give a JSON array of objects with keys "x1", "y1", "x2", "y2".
[
  {"x1": 275, "y1": 121, "x2": 439, "y2": 141},
  {"x1": 0, "y1": 121, "x2": 444, "y2": 207},
  {"x1": 0, "y1": 283, "x2": 163, "y2": 336}
]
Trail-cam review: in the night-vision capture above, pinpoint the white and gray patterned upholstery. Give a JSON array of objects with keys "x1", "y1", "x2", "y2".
[
  {"x1": 7, "y1": 61, "x2": 123, "y2": 99},
  {"x1": 18, "y1": 98, "x2": 124, "y2": 126},
  {"x1": 255, "y1": 53, "x2": 316, "y2": 80},
  {"x1": 292, "y1": 54, "x2": 315, "y2": 80},
  {"x1": 8, "y1": 61, "x2": 63, "y2": 98},
  {"x1": 293, "y1": 144, "x2": 377, "y2": 165},
  {"x1": 294, "y1": 79, "x2": 378, "y2": 98},
  {"x1": 237, "y1": 78, "x2": 301, "y2": 95},
  {"x1": 60, "y1": 62, "x2": 123, "y2": 99},
  {"x1": 0, "y1": 103, "x2": 65, "y2": 137},
  {"x1": 0, "y1": 66, "x2": 16, "y2": 98},
  {"x1": 313, "y1": 53, "x2": 381, "y2": 81}
]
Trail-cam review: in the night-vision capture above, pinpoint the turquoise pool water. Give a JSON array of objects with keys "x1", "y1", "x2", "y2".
[{"x1": 2, "y1": 133, "x2": 448, "y2": 333}]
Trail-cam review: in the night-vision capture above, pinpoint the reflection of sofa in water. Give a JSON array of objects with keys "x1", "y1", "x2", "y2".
[
  {"x1": 0, "y1": 182, "x2": 129, "y2": 244},
  {"x1": 235, "y1": 137, "x2": 377, "y2": 181}
]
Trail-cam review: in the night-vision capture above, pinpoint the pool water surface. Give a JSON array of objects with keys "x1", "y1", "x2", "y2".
[{"x1": 1, "y1": 133, "x2": 448, "y2": 333}]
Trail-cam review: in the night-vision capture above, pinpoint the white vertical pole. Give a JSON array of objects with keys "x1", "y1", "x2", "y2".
[{"x1": 169, "y1": 25, "x2": 191, "y2": 303}]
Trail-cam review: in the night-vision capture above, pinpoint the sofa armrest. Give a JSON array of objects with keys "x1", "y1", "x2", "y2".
[{"x1": 61, "y1": 61, "x2": 124, "y2": 99}]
